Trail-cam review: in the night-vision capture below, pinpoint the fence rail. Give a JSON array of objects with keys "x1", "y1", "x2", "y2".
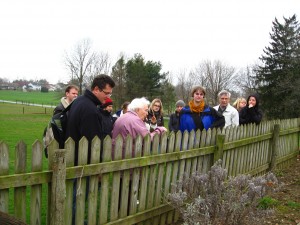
[{"x1": 0, "y1": 118, "x2": 299, "y2": 225}]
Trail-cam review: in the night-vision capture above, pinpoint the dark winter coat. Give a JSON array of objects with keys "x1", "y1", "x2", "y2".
[
  {"x1": 168, "y1": 111, "x2": 180, "y2": 132},
  {"x1": 66, "y1": 89, "x2": 104, "y2": 165},
  {"x1": 239, "y1": 94, "x2": 263, "y2": 125},
  {"x1": 98, "y1": 107, "x2": 116, "y2": 139},
  {"x1": 146, "y1": 110, "x2": 164, "y2": 127}
]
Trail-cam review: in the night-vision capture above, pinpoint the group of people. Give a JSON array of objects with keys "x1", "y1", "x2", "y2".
[
  {"x1": 54, "y1": 74, "x2": 263, "y2": 164},
  {"x1": 52, "y1": 75, "x2": 263, "y2": 224},
  {"x1": 168, "y1": 88, "x2": 263, "y2": 134}
]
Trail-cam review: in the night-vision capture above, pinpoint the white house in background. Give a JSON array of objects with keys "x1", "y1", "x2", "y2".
[
  {"x1": 22, "y1": 83, "x2": 41, "y2": 91},
  {"x1": 48, "y1": 84, "x2": 56, "y2": 91}
]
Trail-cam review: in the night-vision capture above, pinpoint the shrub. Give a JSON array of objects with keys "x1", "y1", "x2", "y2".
[
  {"x1": 41, "y1": 86, "x2": 49, "y2": 92},
  {"x1": 258, "y1": 196, "x2": 279, "y2": 209},
  {"x1": 167, "y1": 160, "x2": 281, "y2": 225}
]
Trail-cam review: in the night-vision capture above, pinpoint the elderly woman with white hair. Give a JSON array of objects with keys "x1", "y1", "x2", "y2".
[{"x1": 112, "y1": 97, "x2": 167, "y2": 157}]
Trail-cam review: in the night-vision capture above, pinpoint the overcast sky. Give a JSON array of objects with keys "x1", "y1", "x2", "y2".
[{"x1": 0, "y1": 0, "x2": 299, "y2": 84}]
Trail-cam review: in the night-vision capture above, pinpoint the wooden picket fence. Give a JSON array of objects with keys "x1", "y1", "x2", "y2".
[{"x1": 0, "y1": 118, "x2": 299, "y2": 225}]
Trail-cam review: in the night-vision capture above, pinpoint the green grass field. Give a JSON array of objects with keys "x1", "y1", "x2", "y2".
[
  {"x1": 0, "y1": 91, "x2": 60, "y2": 224},
  {"x1": 0, "y1": 103, "x2": 52, "y2": 173},
  {"x1": 0, "y1": 90, "x2": 62, "y2": 106}
]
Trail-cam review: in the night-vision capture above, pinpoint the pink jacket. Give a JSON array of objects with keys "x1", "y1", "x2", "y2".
[{"x1": 112, "y1": 110, "x2": 166, "y2": 158}]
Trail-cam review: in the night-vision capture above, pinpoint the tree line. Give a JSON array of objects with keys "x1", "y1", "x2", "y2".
[{"x1": 2, "y1": 15, "x2": 299, "y2": 118}]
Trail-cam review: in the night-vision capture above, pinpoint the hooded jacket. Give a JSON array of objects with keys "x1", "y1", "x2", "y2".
[{"x1": 239, "y1": 94, "x2": 263, "y2": 125}]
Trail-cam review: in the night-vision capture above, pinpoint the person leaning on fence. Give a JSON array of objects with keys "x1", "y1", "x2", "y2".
[
  {"x1": 213, "y1": 90, "x2": 239, "y2": 128},
  {"x1": 53, "y1": 84, "x2": 79, "y2": 115},
  {"x1": 65, "y1": 74, "x2": 115, "y2": 165},
  {"x1": 168, "y1": 100, "x2": 185, "y2": 132},
  {"x1": 145, "y1": 98, "x2": 165, "y2": 132},
  {"x1": 112, "y1": 97, "x2": 167, "y2": 159},
  {"x1": 179, "y1": 86, "x2": 225, "y2": 133},
  {"x1": 65, "y1": 75, "x2": 115, "y2": 225},
  {"x1": 239, "y1": 93, "x2": 263, "y2": 125}
]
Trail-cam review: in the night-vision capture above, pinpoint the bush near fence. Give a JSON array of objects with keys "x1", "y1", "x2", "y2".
[{"x1": 0, "y1": 118, "x2": 299, "y2": 225}]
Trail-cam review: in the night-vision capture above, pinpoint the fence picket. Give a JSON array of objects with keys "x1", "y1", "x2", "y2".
[
  {"x1": 129, "y1": 135, "x2": 142, "y2": 215},
  {"x1": 30, "y1": 141, "x2": 43, "y2": 225},
  {"x1": 64, "y1": 138, "x2": 75, "y2": 225},
  {"x1": 14, "y1": 141, "x2": 27, "y2": 223},
  {"x1": 110, "y1": 135, "x2": 122, "y2": 222},
  {"x1": 0, "y1": 141, "x2": 9, "y2": 213},
  {"x1": 119, "y1": 135, "x2": 132, "y2": 219},
  {"x1": 75, "y1": 137, "x2": 89, "y2": 224},
  {"x1": 99, "y1": 136, "x2": 112, "y2": 225},
  {"x1": 87, "y1": 137, "x2": 101, "y2": 225}
]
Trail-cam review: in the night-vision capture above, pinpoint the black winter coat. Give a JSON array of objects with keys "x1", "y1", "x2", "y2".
[
  {"x1": 239, "y1": 94, "x2": 263, "y2": 125},
  {"x1": 66, "y1": 89, "x2": 104, "y2": 164},
  {"x1": 168, "y1": 111, "x2": 180, "y2": 132}
]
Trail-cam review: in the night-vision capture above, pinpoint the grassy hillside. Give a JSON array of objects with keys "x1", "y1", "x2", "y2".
[{"x1": 0, "y1": 90, "x2": 62, "y2": 106}]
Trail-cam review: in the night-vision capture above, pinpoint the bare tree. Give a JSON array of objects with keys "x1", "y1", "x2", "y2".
[
  {"x1": 193, "y1": 60, "x2": 237, "y2": 105},
  {"x1": 175, "y1": 69, "x2": 194, "y2": 104},
  {"x1": 84, "y1": 51, "x2": 111, "y2": 86},
  {"x1": 235, "y1": 65, "x2": 259, "y2": 97},
  {"x1": 65, "y1": 39, "x2": 111, "y2": 94}
]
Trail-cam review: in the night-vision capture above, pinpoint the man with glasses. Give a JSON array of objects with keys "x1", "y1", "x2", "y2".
[
  {"x1": 66, "y1": 74, "x2": 115, "y2": 165},
  {"x1": 66, "y1": 74, "x2": 115, "y2": 224}
]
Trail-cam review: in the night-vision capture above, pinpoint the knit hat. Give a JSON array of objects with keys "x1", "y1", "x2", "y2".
[
  {"x1": 103, "y1": 98, "x2": 113, "y2": 108},
  {"x1": 175, "y1": 100, "x2": 185, "y2": 107}
]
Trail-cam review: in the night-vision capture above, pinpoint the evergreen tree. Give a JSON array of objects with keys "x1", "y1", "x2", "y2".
[
  {"x1": 256, "y1": 14, "x2": 300, "y2": 119},
  {"x1": 125, "y1": 54, "x2": 167, "y2": 100},
  {"x1": 110, "y1": 55, "x2": 128, "y2": 109},
  {"x1": 160, "y1": 77, "x2": 176, "y2": 115}
]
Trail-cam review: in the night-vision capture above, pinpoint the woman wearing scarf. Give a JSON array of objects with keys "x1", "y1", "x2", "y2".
[{"x1": 179, "y1": 86, "x2": 225, "y2": 132}]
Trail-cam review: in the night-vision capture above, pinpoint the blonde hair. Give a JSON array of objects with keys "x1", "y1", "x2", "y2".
[
  {"x1": 233, "y1": 97, "x2": 247, "y2": 112},
  {"x1": 150, "y1": 98, "x2": 164, "y2": 116}
]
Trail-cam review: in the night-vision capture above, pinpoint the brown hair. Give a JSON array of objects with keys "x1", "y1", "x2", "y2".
[
  {"x1": 65, "y1": 84, "x2": 79, "y2": 94},
  {"x1": 191, "y1": 86, "x2": 206, "y2": 97}
]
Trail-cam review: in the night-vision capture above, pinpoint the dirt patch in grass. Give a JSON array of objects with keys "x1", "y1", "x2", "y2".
[{"x1": 261, "y1": 155, "x2": 300, "y2": 225}]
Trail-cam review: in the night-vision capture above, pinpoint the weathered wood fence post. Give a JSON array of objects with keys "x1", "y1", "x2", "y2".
[
  {"x1": 214, "y1": 134, "x2": 225, "y2": 162},
  {"x1": 0, "y1": 142, "x2": 9, "y2": 213},
  {"x1": 269, "y1": 124, "x2": 280, "y2": 171},
  {"x1": 50, "y1": 149, "x2": 66, "y2": 225}
]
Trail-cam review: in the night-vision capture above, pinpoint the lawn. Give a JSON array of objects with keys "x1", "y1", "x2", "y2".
[
  {"x1": 0, "y1": 101, "x2": 55, "y2": 224},
  {"x1": 0, "y1": 90, "x2": 62, "y2": 107},
  {"x1": 0, "y1": 91, "x2": 62, "y2": 223}
]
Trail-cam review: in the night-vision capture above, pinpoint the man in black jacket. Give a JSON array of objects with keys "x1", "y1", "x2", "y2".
[{"x1": 66, "y1": 74, "x2": 115, "y2": 165}]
